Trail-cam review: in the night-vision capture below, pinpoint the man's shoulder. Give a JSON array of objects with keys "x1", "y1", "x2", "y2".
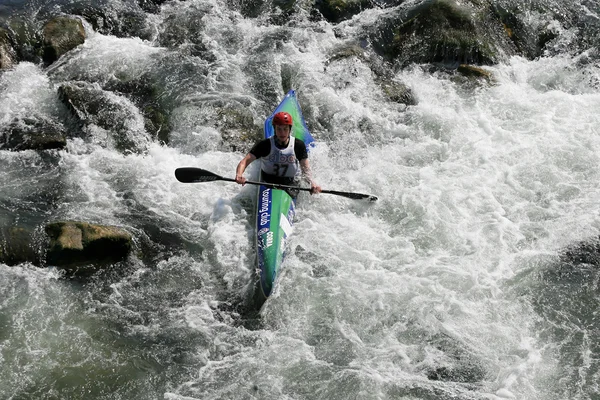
[{"x1": 250, "y1": 138, "x2": 271, "y2": 157}]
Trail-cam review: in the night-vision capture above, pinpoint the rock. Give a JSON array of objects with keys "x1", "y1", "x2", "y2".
[
  {"x1": 379, "y1": 79, "x2": 417, "y2": 105},
  {"x1": 42, "y1": 16, "x2": 86, "y2": 65},
  {"x1": 0, "y1": 27, "x2": 16, "y2": 70},
  {"x1": 45, "y1": 221, "x2": 132, "y2": 274},
  {"x1": 425, "y1": 332, "x2": 487, "y2": 384},
  {"x1": 370, "y1": 0, "x2": 518, "y2": 67},
  {"x1": 491, "y1": 3, "x2": 560, "y2": 59},
  {"x1": 457, "y1": 64, "x2": 493, "y2": 80},
  {"x1": 6, "y1": 18, "x2": 43, "y2": 64},
  {"x1": 324, "y1": 42, "x2": 418, "y2": 105},
  {"x1": 315, "y1": 0, "x2": 377, "y2": 24},
  {"x1": 105, "y1": 73, "x2": 171, "y2": 145},
  {"x1": 0, "y1": 117, "x2": 67, "y2": 151},
  {"x1": 0, "y1": 226, "x2": 38, "y2": 265},
  {"x1": 58, "y1": 81, "x2": 151, "y2": 153}
]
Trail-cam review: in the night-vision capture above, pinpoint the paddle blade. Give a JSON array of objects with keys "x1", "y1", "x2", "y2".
[
  {"x1": 175, "y1": 167, "x2": 223, "y2": 183},
  {"x1": 322, "y1": 190, "x2": 378, "y2": 201}
]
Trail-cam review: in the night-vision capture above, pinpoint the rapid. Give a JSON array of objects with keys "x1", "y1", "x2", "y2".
[{"x1": 1, "y1": 0, "x2": 600, "y2": 399}]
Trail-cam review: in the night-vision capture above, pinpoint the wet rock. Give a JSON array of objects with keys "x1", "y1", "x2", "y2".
[
  {"x1": 0, "y1": 117, "x2": 67, "y2": 151},
  {"x1": 379, "y1": 79, "x2": 417, "y2": 105},
  {"x1": 0, "y1": 27, "x2": 16, "y2": 70},
  {"x1": 105, "y1": 73, "x2": 171, "y2": 145},
  {"x1": 6, "y1": 18, "x2": 43, "y2": 64},
  {"x1": 315, "y1": 0, "x2": 377, "y2": 24},
  {"x1": 58, "y1": 81, "x2": 151, "y2": 153},
  {"x1": 216, "y1": 105, "x2": 262, "y2": 152},
  {"x1": 42, "y1": 16, "x2": 86, "y2": 65},
  {"x1": 0, "y1": 226, "x2": 38, "y2": 265},
  {"x1": 325, "y1": 42, "x2": 417, "y2": 105},
  {"x1": 73, "y1": 6, "x2": 151, "y2": 40},
  {"x1": 45, "y1": 221, "x2": 132, "y2": 275},
  {"x1": 325, "y1": 42, "x2": 369, "y2": 67},
  {"x1": 457, "y1": 64, "x2": 492, "y2": 80},
  {"x1": 425, "y1": 332, "x2": 487, "y2": 384},
  {"x1": 491, "y1": 3, "x2": 562, "y2": 60},
  {"x1": 369, "y1": 0, "x2": 518, "y2": 67},
  {"x1": 137, "y1": 0, "x2": 170, "y2": 14}
]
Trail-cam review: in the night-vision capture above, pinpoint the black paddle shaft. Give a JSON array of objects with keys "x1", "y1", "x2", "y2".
[{"x1": 174, "y1": 167, "x2": 378, "y2": 201}]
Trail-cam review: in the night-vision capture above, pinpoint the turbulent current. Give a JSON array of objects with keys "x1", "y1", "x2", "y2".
[{"x1": 1, "y1": 0, "x2": 600, "y2": 399}]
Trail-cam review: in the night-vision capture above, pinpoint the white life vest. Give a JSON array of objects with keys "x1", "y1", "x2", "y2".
[{"x1": 260, "y1": 136, "x2": 299, "y2": 178}]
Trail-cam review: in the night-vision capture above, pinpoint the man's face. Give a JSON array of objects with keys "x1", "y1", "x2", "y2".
[{"x1": 274, "y1": 124, "x2": 291, "y2": 144}]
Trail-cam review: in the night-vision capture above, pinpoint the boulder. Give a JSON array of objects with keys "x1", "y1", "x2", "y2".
[
  {"x1": 58, "y1": 81, "x2": 151, "y2": 153},
  {"x1": 370, "y1": 0, "x2": 518, "y2": 67},
  {"x1": 0, "y1": 27, "x2": 16, "y2": 70},
  {"x1": 0, "y1": 117, "x2": 67, "y2": 151},
  {"x1": 104, "y1": 73, "x2": 171, "y2": 145},
  {"x1": 42, "y1": 16, "x2": 86, "y2": 65},
  {"x1": 45, "y1": 221, "x2": 132, "y2": 275}
]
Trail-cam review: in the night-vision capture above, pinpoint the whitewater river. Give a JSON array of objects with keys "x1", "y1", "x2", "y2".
[{"x1": 1, "y1": 0, "x2": 600, "y2": 399}]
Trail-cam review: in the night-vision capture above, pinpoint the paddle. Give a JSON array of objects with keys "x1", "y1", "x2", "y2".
[{"x1": 175, "y1": 167, "x2": 378, "y2": 201}]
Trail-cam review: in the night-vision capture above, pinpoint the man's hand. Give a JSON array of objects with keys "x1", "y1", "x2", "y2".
[
  {"x1": 310, "y1": 182, "x2": 322, "y2": 194},
  {"x1": 235, "y1": 175, "x2": 246, "y2": 185}
]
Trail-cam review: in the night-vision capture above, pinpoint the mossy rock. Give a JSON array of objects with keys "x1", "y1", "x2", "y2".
[
  {"x1": 45, "y1": 221, "x2": 132, "y2": 275},
  {"x1": 42, "y1": 16, "x2": 86, "y2": 65},
  {"x1": 373, "y1": 0, "x2": 516, "y2": 66}
]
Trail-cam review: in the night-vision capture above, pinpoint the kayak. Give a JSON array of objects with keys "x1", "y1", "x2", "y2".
[{"x1": 255, "y1": 90, "x2": 315, "y2": 300}]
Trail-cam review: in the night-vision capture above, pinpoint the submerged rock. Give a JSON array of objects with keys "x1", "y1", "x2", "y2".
[
  {"x1": 0, "y1": 226, "x2": 38, "y2": 265},
  {"x1": 379, "y1": 79, "x2": 417, "y2": 105},
  {"x1": 425, "y1": 332, "x2": 487, "y2": 384},
  {"x1": 45, "y1": 221, "x2": 132, "y2": 275}
]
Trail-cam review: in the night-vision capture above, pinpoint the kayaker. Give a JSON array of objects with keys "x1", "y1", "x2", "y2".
[{"x1": 235, "y1": 111, "x2": 322, "y2": 195}]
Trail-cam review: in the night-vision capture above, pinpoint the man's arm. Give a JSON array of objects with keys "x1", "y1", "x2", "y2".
[
  {"x1": 236, "y1": 153, "x2": 257, "y2": 185},
  {"x1": 300, "y1": 158, "x2": 322, "y2": 194}
]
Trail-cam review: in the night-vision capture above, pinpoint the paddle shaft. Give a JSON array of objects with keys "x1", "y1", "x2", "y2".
[{"x1": 174, "y1": 167, "x2": 378, "y2": 201}]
